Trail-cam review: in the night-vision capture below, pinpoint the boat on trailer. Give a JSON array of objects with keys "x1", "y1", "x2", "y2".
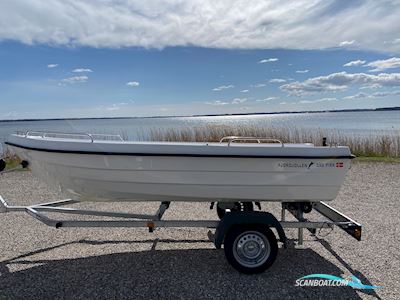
[
  {"x1": 1, "y1": 131, "x2": 361, "y2": 274},
  {"x1": 5, "y1": 131, "x2": 354, "y2": 203}
]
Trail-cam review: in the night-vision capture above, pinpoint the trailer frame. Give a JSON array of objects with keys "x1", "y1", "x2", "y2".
[{"x1": 0, "y1": 196, "x2": 362, "y2": 274}]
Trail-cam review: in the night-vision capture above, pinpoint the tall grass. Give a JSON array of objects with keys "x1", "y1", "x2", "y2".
[
  {"x1": 1, "y1": 125, "x2": 398, "y2": 159},
  {"x1": 143, "y1": 125, "x2": 400, "y2": 158}
]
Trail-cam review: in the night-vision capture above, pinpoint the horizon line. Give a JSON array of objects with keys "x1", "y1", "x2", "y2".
[{"x1": 0, "y1": 106, "x2": 399, "y2": 123}]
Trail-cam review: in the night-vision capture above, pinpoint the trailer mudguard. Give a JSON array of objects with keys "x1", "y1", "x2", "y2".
[{"x1": 214, "y1": 211, "x2": 287, "y2": 249}]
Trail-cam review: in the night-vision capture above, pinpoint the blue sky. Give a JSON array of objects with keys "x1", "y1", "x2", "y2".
[{"x1": 0, "y1": 0, "x2": 399, "y2": 119}]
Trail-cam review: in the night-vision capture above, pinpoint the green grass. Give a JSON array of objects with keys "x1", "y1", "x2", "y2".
[
  {"x1": 1, "y1": 155, "x2": 29, "y2": 171},
  {"x1": 3, "y1": 157, "x2": 24, "y2": 170}
]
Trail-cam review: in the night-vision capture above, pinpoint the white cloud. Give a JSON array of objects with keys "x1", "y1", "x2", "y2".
[
  {"x1": 231, "y1": 97, "x2": 247, "y2": 104},
  {"x1": 371, "y1": 90, "x2": 400, "y2": 98},
  {"x1": 61, "y1": 75, "x2": 88, "y2": 84},
  {"x1": 126, "y1": 81, "x2": 140, "y2": 87},
  {"x1": 343, "y1": 90, "x2": 400, "y2": 100},
  {"x1": 343, "y1": 92, "x2": 369, "y2": 100},
  {"x1": 296, "y1": 70, "x2": 309, "y2": 73},
  {"x1": 258, "y1": 58, "x2": 278, "y2": 63},
  {"x1": 343, "y1": 60, "x2": 366, "y2": 67},
  {"x1": 212, "y1": 85, "x2": 234, "y2": 91},
  {"x1": 339, "y1": 40, "x2": 355, "y2": 47},
  {"x1": 256, "y1": 97, "x2": 278, "y2": 102},
  {"x1": 251, "y1": 83, "x2": 266, "y2": 88},
  {"x1": 47, "y1": 64, "x2": 58, "y2": 68},
  {"x1": 72, "y1": 68, "x2": 93, "y2": 73},
  {"x1": 0, "y1": 1, "x2": 400, "y2": 52},
  {"x1": 365, "y1": 57, "x2": 400, "y2": 72},
  {"x1": 240, "y1": 89, "x2": 249, "y2": 93},
  {"x1": 279, "y1": 102, "x2": 287, "y2": 105},
  {"x1": 359, "y1": 83, "x2": 381, "y2": 90},
  {"x1": 205, "y1": 100, "x2": 229, "y2": 106},
  {"x1": 106, "y1": 104, "x2": 121, "y2": 111},
  {"x1": 280, "y1": 72, "x2": 400, "y2": 96},
  {"x1": 269, "y1": 78, "x2": 286, "y2": 83},
  {"x1": 299, "y1": 97, "x2": 337, "y2": 104},
  {"x1": 370, "y1": 92, "x2": 389, "y2": 98},
  {"x1": 105, "y1": 102, "x2": 130, "y2": 111}
]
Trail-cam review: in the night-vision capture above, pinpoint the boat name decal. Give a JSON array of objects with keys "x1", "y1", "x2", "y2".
[{"x1": 278, "y1": 162, "x2": 344, "y2": 169}]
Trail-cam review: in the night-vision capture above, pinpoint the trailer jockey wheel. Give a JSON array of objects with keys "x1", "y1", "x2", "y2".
[
  {"x1": 224, "y1": 224, "x2": 278, "y2": 274},
  {"x1": 216, "y1": 202, "x2": 254, "y2": 219}
]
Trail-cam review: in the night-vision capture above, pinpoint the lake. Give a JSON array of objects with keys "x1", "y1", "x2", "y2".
[{"x1": 0, "y1": 111, "x2": 399, "y2": 145}]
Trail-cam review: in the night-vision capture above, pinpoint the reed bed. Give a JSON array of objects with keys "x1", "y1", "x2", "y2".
[
  {"x1": 142, "y1": 125, "x2": 400, "y2": 158},
  {"x1": 1, "y1": 125, "x2": 398, "y2": 159}
]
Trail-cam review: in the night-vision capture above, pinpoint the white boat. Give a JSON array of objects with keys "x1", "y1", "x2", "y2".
[{"x1": 5, "y1": 132, "x2": 354, "y2": 203}]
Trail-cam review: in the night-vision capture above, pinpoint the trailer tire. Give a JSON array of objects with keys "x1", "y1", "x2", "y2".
[{"x1": 224, "y1": 224, "x2": 278, "y2": 274}]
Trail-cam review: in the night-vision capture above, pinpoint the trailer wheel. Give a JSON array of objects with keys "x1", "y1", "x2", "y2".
[
  {"x1": 217, "y1": 202, "x2": 254, "y2": 219},
  {"x1": 224, "y1": 224, "x2": 278, "y2": 274}
]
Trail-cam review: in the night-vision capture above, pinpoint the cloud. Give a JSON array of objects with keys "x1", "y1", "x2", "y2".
[
  {"x1": 359, "y1": 83, "x2": 381, "y2": 90},
  {"x1": 371, "y1": 90, "x2": 400, "y2": 98},
  {"x1": 280, "y1": 72, "x2": 400, "y2": 96},
  {"x1": 251, "y1": 83, "x2": 266, "y2": 88},
  {"x1": 105, "y1": 102, "x2": 130, "y2": 111},
  {"x1": 240, "y1": 89, "x2": 249, "y2": 93},
  {"x1": 205, "y1": 97, "x2": 247, "y2": 105},
  {"x1": 343, "y1": 60, "x2": 366, "y2": 67},
  {"x1": 256, "y1": 97, "x2": 278, "y2": 102},
  {"x1": 339, "y1": 40, "x2": 355, "y2": 46},
  {"x1": 105, "y1": 104, "x2": 121, "y2": 111},
  {"x1": 96, "y1": 102, "x2": 131, "y2": 111},
  {"x1": 279, "y1": 102, "x2": 287, "y2": 105},
  {"x1": 61, "y1": 75, "x2": 88, "y2": 84},
  {"x1": 269, "y1": 78, "x2": 286, "y2": 83},
  {"x1": 205, "y1": 100, "x2": 229, "y2": 106},
  {"x1": 0, "y1": 1, "x2": 400, "y2": 52},
  {"x1": 258, "y1": 58, "x2": 278, "y2": 63},
  {"x1": 299, "y1": 97, "x2": 337, "y2": 104},
  {"x1": 72, "y1": 68, "x2": 93, "y2": 73},
  {"x1": 212, "y1": 84, "x2": 234, "y2": 91},
  {"x1": 295, "y1": 70, "x2": 309, "y2": 73},
  {"x1": 343, "y1": 90, "x2": 400, "y2": 100},
  {"x1": 342, "y1": 92, "x2": 370, "y2": 100},
  {"x1": 47, "y1": 64, "x2": 58, "y2": 68},
  {"x1": 231, "y1": 97, "x2": 247, "y2": 104},
  {"x1": 365, "y1": 57, "x2": 400, "y2": 72},
  {"x1": 126, "y1": 81, "x2": 140, "y2": 87}
]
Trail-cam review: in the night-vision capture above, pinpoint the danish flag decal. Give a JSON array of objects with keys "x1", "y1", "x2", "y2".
[{"x1": 336, "y1": 162, "x2": 344, "y2": 168}]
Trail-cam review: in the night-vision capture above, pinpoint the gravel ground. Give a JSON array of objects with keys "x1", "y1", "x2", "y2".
[{"x1": 0, "y1": 162, "x2": 399, "y2": 300}]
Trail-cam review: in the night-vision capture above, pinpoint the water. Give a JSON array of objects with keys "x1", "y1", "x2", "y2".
[{"x1": 0, "y1": 111, "x2": 399, "y2": 145}]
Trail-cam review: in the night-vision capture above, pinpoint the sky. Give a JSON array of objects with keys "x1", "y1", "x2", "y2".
[{"x1": 0, "y1": 0, "x2": 400, "y2": 120}]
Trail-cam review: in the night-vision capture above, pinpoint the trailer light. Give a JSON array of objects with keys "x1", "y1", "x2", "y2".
[
  {"x1": 354, "y1": 228, "x2": 362, "y2": 240},
  {"x1": 147, "y1": 221, "x2": 155, "y2": 232}
]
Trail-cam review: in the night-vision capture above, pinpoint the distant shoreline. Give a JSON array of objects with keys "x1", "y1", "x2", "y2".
[{"x1": 0, "y1": 106, "x2": 399, "y2": 123}]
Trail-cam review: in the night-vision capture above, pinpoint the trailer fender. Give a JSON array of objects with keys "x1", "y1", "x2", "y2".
[{"x1": 214, "y1": 211, "x2": 287, "y2": 249}]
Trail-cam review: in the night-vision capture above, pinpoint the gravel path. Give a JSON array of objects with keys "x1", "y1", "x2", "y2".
[{"x1": 0, "y1": 162, "x2": 399, "y2": 300}]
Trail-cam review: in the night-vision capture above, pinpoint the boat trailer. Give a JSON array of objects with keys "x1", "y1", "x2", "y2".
[{"x1": 0, "y1": 193, "x2": 362, "y2": 274}]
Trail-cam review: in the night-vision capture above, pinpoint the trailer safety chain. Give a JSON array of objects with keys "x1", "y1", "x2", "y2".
[{"x1": 316, "y1": 221, "x2": 334, "y2": 238}]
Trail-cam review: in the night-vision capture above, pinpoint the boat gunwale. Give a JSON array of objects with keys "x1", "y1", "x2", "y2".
[{"x1": 5, "y1": 141, "x2": 356, "y2": 159}]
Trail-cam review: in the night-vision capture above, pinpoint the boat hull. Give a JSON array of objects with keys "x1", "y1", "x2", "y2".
[{"x1": 8, "y1": 145, "x2": 351, "y2": 202}]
